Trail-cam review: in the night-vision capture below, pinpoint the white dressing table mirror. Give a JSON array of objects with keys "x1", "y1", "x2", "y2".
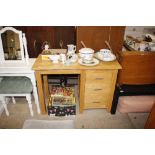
[{"x1": 0, "y1": 27, "x2": 29, "y2": 64}]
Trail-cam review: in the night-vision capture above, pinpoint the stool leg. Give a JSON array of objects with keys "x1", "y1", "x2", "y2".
[
  {"x1": 31, "y1": 79, "x2": 40, "y2": 114},
  {"x1": 0, "y1": 96, "x2": 9, "y2": 116},
  {"x1": 26, "y1": 94, "x2": 33, "y2": 116},
  {"x1": 12, "y1": 97, "x2": 16, "y2": 104}
]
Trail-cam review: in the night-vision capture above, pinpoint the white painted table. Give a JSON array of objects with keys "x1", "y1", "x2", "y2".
[{"x1": 0, "y1": 58, "x2": 40, "y2": 114}]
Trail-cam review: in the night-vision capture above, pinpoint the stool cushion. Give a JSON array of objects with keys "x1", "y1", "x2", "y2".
[
  {"x1": 117, "y1": 96, "x2": 155, "y2": 113},
  {"x1": 0, "y1": 77, "x2": 33, "y2": 94}
]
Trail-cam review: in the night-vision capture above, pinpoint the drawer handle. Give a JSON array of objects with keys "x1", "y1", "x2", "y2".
[
  {"x1": 95, "y1": 78, "x2": 104, "y2": 80},
  {"x1": 94, "y1": 88, "x2": 103, "y2": 91},
  {"x1": 92, "y1": 101, "x2": 100, "y2": 104}
]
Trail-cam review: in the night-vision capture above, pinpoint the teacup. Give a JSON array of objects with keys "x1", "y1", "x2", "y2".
[
  {"x1": 60, "y1": 54, "x2": 66, "y2": 64},
  {"x1": 100, "y1": 49, "x2": 112, "y2": 57}
]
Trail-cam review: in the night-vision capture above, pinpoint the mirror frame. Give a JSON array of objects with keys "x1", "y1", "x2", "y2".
[{"x1": 0, "y1": 27, "x2": 29, "y2": 64}]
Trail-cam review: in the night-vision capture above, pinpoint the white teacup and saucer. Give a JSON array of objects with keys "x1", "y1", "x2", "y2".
[{"x1": 96, "y1": 49, "x2": 116, "y2": 61}]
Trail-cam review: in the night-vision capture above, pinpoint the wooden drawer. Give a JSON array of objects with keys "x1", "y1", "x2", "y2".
[
  {"x1": 85, "y1": 93, "x2": 108, "y2": 103},
  {"x1": 85, "y1": 70, "x2": 112, "y2": 84},
  {"x1": 84, "y1": 94, "x2": 108, "y2": 108},
  {"x1": 85, "y1": 83, "x2": 111, "y2": 94},
  {"x1": 84, "y1": 102, "x2": 107, "y2": 109},
  {"x1": 84, "y1": 84, "x2": 110, "y2": 109},
  {"x1": 84, "y1": 70, "x2": 114, "y2": 109}
]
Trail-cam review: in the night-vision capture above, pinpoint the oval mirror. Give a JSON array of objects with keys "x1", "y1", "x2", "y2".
[{"x1": 0, "y1": 27, "x2": 29, "y2": 64}]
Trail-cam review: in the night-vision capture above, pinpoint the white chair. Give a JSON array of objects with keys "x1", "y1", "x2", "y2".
[{"x1": 0, "y1": 77, "x2": 34, "y2": 116}]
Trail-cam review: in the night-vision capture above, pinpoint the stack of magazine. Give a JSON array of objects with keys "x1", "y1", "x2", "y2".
[{"x1": 47, "y1": 86, "x2": 76, "y2": 116}]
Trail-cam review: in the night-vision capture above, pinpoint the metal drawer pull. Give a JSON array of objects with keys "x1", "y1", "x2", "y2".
[
  {"x1": 92, "y1": 101, "x2": 100, "y2": 104},
  {"x1": 94, "y1": 88, "x2": 103, "y2": 91},
  {"x1": 95, "y1": 78, "x2": 104, "y2": 80}
]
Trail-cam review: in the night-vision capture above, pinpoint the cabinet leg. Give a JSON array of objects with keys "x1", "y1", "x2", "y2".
[
  {"x1": 35, "y1": 72, "x2": 46, "y2": 114},
  {"x1": 111, "y1": 86, "x2": 120, "y2": 114}
]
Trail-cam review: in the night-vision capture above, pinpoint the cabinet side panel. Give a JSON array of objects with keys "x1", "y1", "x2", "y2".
[
  {"x1": 109, "y1": 26, "x2": 125, "y2": 54},
  {"x1": 117, "y1": 52, "x2": 155, "y2": 84},
  {"x1": 79, "y1": 70, "x2": 85, "y2": 113},
  {"x1": 76, "y1": 26, "x2": 111, "y2": 52}
]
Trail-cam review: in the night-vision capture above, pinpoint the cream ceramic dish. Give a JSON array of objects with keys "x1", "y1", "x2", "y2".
[
  {"x1": 48, "y1": 55, "x2": 60, "y2": 63},
  {"x1": 78, "y1": 58, "x2": 99, "y2": 66},
  {"x1": 95, "y1": 52, "x2": 116, "y2": 62}
]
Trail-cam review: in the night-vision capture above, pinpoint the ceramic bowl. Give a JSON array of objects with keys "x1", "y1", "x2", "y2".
[
  {"x1": 48, "y1": 55, "x2": 60, "y2": 63},
  {"x1": 100, "y1": 49, "x2": 112, "y2": 57},
  {"x1": 79, "y1": 48, "x2": 94, "y2": 62}
]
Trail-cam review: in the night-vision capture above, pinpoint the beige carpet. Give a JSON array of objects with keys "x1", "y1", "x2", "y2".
[
  {"x1": 23, "y1": 119, "x2": 75, "y2": 129},
  {"x1": 0, "y1": 97, "x2": 149, "y2": 129}
]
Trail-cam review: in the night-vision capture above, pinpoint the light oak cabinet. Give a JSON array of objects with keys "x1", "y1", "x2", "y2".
[
  {"x1": 32, "y1": 55, "x2": 121, "y2": 114},
  {"x1": 84, "y1": 70, "x2": 118, "y2": 110}
]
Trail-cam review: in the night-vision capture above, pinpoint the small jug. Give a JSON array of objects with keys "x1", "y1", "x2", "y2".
[{"x1": 67, "y1": 44, "x2": 76, "y2": 54}]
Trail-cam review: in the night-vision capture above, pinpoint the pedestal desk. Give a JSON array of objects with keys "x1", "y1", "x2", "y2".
[{"x1": 32, "y1": 55, "x2": 121, "y2": 114}]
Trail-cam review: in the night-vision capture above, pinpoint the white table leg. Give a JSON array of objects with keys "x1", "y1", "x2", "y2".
[
  {"x1": 12, "y1": 97, "x2": 16, "y2": 104},
  {"x1": 0, "y1": 96, "x2": 9, "y2": 116},
  {"x1": 30, "y1": 74, "x2": 40, "y2": 114},
  {"x1": 26, "y1": 94, "x2": 33, "y2": 116}
]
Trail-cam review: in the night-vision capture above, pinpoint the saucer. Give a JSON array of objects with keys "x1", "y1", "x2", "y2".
[
  {"x1": 82, "y1": 59, "x2": 94, "y2": 64},
  {"x1": 94, "y1": 52, "x2": 116, "y2": 62},
  {"x1": 78, "y1": 58, "x2": 99, "y2": 66}
]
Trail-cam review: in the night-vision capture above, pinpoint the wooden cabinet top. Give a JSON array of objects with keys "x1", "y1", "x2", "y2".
[
  {"x1": 117, "y1": 50, "x2": 155, "y2": 84},
  {"x1": 32, "y1": 55, "x2": 122, "y2": 71},
  {"x1": 118, "y1": 50, "x2": 155, "y2": 56}
]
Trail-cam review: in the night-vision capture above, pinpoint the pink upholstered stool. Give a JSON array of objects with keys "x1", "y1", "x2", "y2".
[{"x1": 117, "y1": 96, "x2": 155, "y2": 113}]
